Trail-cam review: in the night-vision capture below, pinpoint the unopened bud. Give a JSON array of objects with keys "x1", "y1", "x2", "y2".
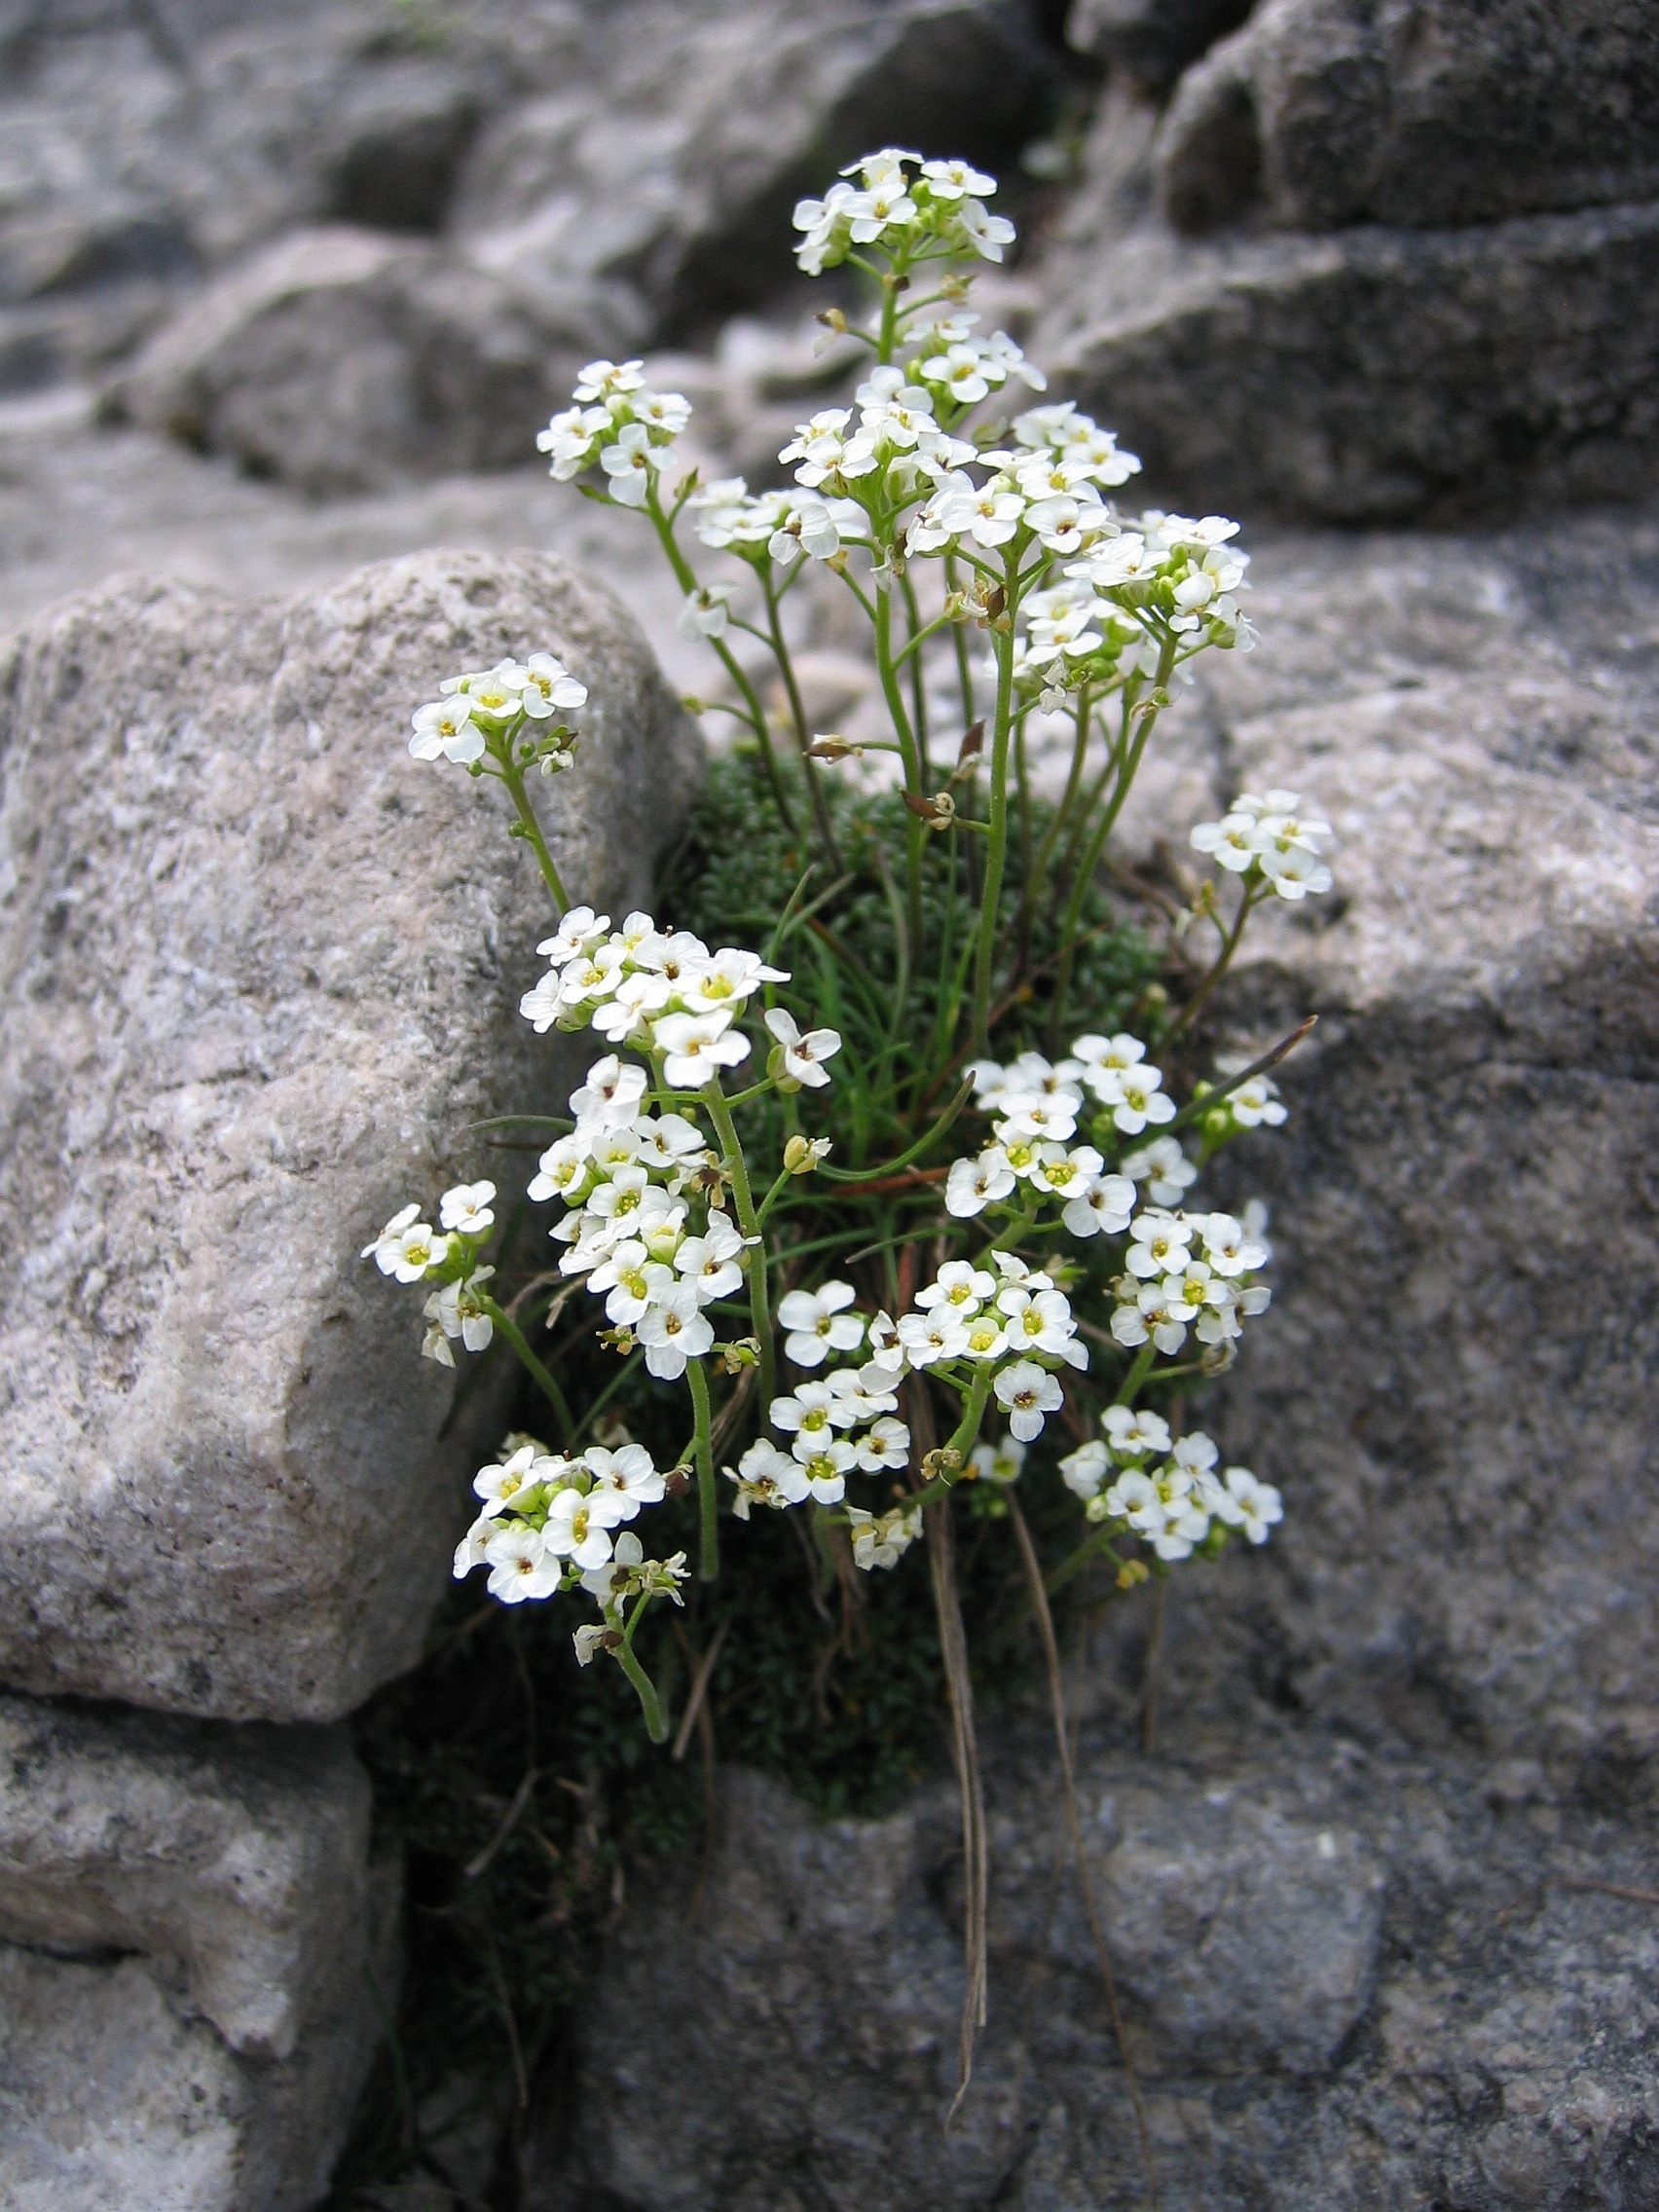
[
  {"x1": 1117, "y1": 1559, "x2": 1150, "y2": 1590},
  {"x1": 817, "y1": 307, "x2": 849, "y2": 333},
  {"x1": 807, "y1": 732, "x2": 859, "y2": 760}
]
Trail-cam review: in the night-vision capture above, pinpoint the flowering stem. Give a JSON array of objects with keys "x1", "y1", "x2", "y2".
[
  {"x1": 908, "y1": 1366, "x2": 994, "y2": 1510},
  {"x1": 477, "y1": 1294, "x2": 573, "y2": 1439},
  {"x1": 645, "y1": 480, "x2": 798, "y2": 832},
  {"x1": 1051, "y1": 637, "x2": 1178, "y2": 1042},
  {"x1": 1114, "y1": 1342, "x2": 1157, "y2": 1408},
  {"x1": 498, "y1": 756, "x2": 571, "y2": 916},
  {"x1": 1017, "y1": 683, "x2": 1092, "y2": 951},
  {"x1": 1160, "y1": 880, "x2": 1263, "y2": 1048},
  {"x1": 762, "y1": 571, "x2": 842, "y2": 861},
  {"x1": 686, "y1": 1355, "x2": 719, "y2": 1582},
  {"x1": 873, "y1": 581, "x2": 928, "y2": 964},
  {"x1": 618, "y1": 1593, "x2": 669, "y2": 1742},
  {"x1": 702, "y1": 1079, "x2": 775, "y2": 1415},
  {"x1": 970, "y1": 558, "x2": 1019, "y2": 1054}
]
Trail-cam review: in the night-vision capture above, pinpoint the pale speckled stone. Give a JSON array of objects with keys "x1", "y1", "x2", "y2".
[{"x1": 0, "y1": 547, "x2": 699, "y2": 1722}]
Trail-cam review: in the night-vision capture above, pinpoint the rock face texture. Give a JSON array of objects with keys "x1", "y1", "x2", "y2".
[
  {"x1": 1037, "y1": 1, "x2": 1659, "y2": 520},
  {"x1": 532, "y1": 1739, "x2": 1658, "y2": 2211},
  {"x1": 0, "y1": 547, "x2": 699, "y2": 1722},
  {"x1": 0, "y1": 1694, "x2": 395, "y2": 2212}
]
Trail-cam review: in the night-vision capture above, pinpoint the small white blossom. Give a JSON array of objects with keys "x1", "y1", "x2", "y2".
[
  {"x1": 484, "y1": 1522, "x2": 561, "y2": 1603},
  {"x1": 439, "y1": 1181, "x2": 497, "y2": 1235},
  {"x1": 995, "y1": 1360, "x2": 1064, "y2": 1442},
  {"x1": 777, "y1": 1280, "x2": 864, "y2": 1368},
  {"x1": 764, "y1": 1006, "x2": 843, "y2": 1088},
  {"x1": 847, "y1": 1503, "x2": 922, "y2": 1570},
  {"x1": 727, "y1": 1438, "x2": 810, "y2": 1518}
]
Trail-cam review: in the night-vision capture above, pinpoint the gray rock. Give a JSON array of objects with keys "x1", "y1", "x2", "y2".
[
  {"x1": 1157, "y1": 0, "x2": 1659, "y2": 236},
  {"x1": 1067, "y1": 0, "x2": 1255, "y2": 97},
  {"x1": 532, "y1": 1734, "x2": 1658, "y2": 2210},
  {"x1": 1145, "y1": 510, "x2": 1659, "y2": 1772},
  {"x1": 1035, "y1": 195, "x2": 1659, "y2": 520},
  {"x1": 0, "y1": 548, "x2": 700, "y2": 1722},
  {"x1": 111, "y1": 224, "x2": 631, "y2": 495},
  {"x1": 0, "y1": 1693, "x2": 396, "y2": 2212},
  {"x1": 451, "y1": 0, "x2": 1059, "y2": 336}
]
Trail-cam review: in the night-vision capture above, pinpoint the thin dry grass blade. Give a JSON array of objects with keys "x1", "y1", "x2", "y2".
[{"x1": 1009, "y1": 1495, "x2": 1160, "y2": 2211}]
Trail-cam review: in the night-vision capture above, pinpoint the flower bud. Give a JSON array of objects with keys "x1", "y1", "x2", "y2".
[{"x1": 1117, "y1": 1559, "x2": 1150, "y2": 1590}]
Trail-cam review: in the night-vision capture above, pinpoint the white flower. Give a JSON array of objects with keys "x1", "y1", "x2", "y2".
[
  {"x1": 727, "y1": 1438, "x2": 809, "y2": 1518},
  {"x1": 1063, "y1": 1172, "x2": 1136, "y2": 1239},
  {"x1": 1125, "y1": 1209, "x2": 1195, "y2": 1279},
  {"x1": 770, "y1": 1379, "x2": 854, "y2": 1441},
  {"x1": 1103, "y1": 1404, "x2": 1171, "y2": 1458},
  {"x1": 583, "y1": 1443, "x2": 665, "y2": 1518},
  {"x1": 847, "y1": 1503, "x2": 922, "y2": 1570},
  {"x1": 1260, "y1": 842, "x2": 1334, "y2": 900},
  {"x1": 959, "y1": 1310, "x2": 1009, "y2": 1362},
  {"x1": 572, "y1": 358, "x2": 646, "y2": 402},
  {"x1": 637, "y1": 1283, "x2": 715, "y2": 1379},
  {"x1": 424, "y1": 1269, "x2": 496, "y2": 1354},
  {"x1": 997, "y1": 1088, "x2": 1081, "y2": 1143},
  {"x1": 777, "y1": 1280, "x2": 864, "y2": 1368},
  {"x1": 571, "y1": 1055, "x2": 649, "y2": 1129},
  {"x1": 589, "y1": 1242, "x2": 668, "y2": 1326},
  {"x1": 655, "y1": 1011, "x2": 752, "y2": 1089},
  {"x1": 439, "y1": 1181, "x2": 497, "y2": 1235},
  {"x1": 484, "y1": 1522, "x2": 561, "y2": 1603},
  {"x1": 1121, "y1": 1135, "x2": 1198, "y2": 1207},
  {"x1": 1216, "y1": 1466, "x2": 1282, "y2": 1543},
  {"x1": 472, "y1": 1443, "x2": 551, "y2": 1518},
  {"x1": 1198, "y1": 1211, "x2": 1270, "y2": 1277},
  {"x1": 970, "y1": 1435, "x2": 1025, "y2": 1485},
  {"x1": 1191, "y1": 810, "x2": 1262, "y2": 874},
  {"x1": 409, "y1": 698, "x2": 485, "y2": 765},
  {"x1": 518, "y1": 652, "x2": 587, "y2": 719},
  {"x1": 600, "y1": 421, "x2": 657, "y2": 506},
  {"x1": 997, "y1": 1286, "x2": 1086, "y2": 1367},
  {"x1": 362, "y1": 1205, "x2": 449, "y2": 1282},
  {"x1": 855, "y1": 1416, "x2": 911, "y2": 1473},
  {"x1": 994, "y1": 1360, "x2": 1064, "y2": 1442},
  {"x1": 794, "y1": 1438, "x2": 855, "y2": 1503},
  {"x1": 865, "y1": 1310, "x2": 906, "y2": 1372},
  {"x1": 634, "y1": 387, "x2": 691, "y2": 436},
  {"x1": 764, "y1": 1006, "x2": 842, "y2": 1088},
  {"x1": 675, "y1": 1215, "x2": 748, "y2": 1302},
  {"x1": 1092, "y1": 1061, "x2": 1176, "y2": 1135},
  {"x1": 453, "y1": 1511, "x2": 494, "y2": 1577},
  {"x1": 915, "y1": 1261, "x2": 995, "y2": 1316},
  {"x1": 955, "y1": 198, "x2": 1015, "y2": 261},
  {"x1": 1110, "y1": 1281, "x2": 1189, "y2": 1356},
  {"x1": 1058, "y1": 1439, "x2": 1109, "y2": 1499},
  {"x1": 572, "y1": 1623, "x2": 608, "y2": 1666},
  {"x1": 1225, "y1": 1075, "x2": 1288, "y2": 1128},
  {"x1": 543, "y1": 1486, "x2": 629, "y2": 1572},
  {"x1": 897, "y1": 1309, "x2": 969, "y2": 1367},
  {"x1": 920, "y1": 157, "x2": 996, "y2": 200},
  {"x1": 678, "y1": 584, "x2": 734, "y2": 640},
  {"x1": 537, "y1": 906, "x2": 609, "y2": 963},
  {"x1": 945, "y1": 1147, "x2": 1015, "y2": 1217}
]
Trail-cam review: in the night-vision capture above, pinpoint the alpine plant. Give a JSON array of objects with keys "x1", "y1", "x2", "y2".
[{"x1": 366, "y1": 147, "x2": 1328, "y2": 1753}]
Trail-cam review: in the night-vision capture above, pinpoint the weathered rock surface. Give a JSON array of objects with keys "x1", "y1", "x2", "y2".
[
  {"x1": 1067, "y1": 0, "x2": 1254, "y2": 96},
  {"x1": 0, "y1": 1693, "x2": 395, "y2": 2212},
  {"x1": 112, "y1": 224, "x2": 625, "y2": 494},
  {"x1": 531, "y1": 1738, "x2": 1659, "y2": 2210},
  {"x1": 0, "y1": 547, "x2": 699, "y2": 1722},
  {"x1": 1154, "y1": 510, "x2": 1659, "y2": 1776},
  {"x1": 1038, "y1": 194, "x2": 1659, "y2": 522},
  {"x1": 1158, "y1": 0, "x2": 1659, "y2": 236}
]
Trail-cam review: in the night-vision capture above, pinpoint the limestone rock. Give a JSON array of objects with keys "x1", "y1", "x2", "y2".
[
  {"x1": 1067, "y1": 0, "x2": 1255, "y2": 96},
  {"x1": 1151, "y1": 511, "x2": 1659, "y2": 1771},
  {"x1": 1036, "y1": 194, "x2": 1659, "y2": 520},
  {"x1": 1157, "y1": 0, "x2": 1659, "y2": 236},
  {"x1": 112, "y1": 225, "x2": 629, "y2": 495},
  {"x1": 0, "y1": 548, "x2": 700, "y2": 1722},
  {"x1": 0, "y1": 1693, "x2": 395, "y2": 2212},
  {"x1": 450, "y1": 0, "x2": 1059, "y2": 336},
  {"x1": 532, "y1": 1734, "x2": 1657, "y2": 2209}
]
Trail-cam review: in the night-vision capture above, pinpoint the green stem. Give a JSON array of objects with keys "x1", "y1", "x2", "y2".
[
  {"x1": 617, "y1": 1592, "x2": 668, "y2": 1741},
  {"x1": 645, "y1": 479, "x2": 797, "y2": 833},
  {"x1": 686, "y1": 1356, "x2": 719, "y2": 1582},
  {"x1": 1018, "y1": 683, "x2": 1092, "y2": 949},
  {"x1": 497, "y1": 755, "x2": 571, "y2": 916},
  {"x1": 901, "y1": 570, "x2": 931, "y2": 788},
  {"x1": 703, "y1": 1079, "x2": 774, "y2": 1415},
  {"x1": 762, "y1": 571, "x2": 841, "y2": 861},
  {"x1": 908, "y1": 1366, "x2": 994, "y2": 1510},
  {"x1": 874, "y1": 580, "x2": 928, "y2": 963},
  {"x1": 1044, "y1": 1523, "x2": 1128, "y2": 1599},
  {"x1": 1161, "y1": 882, "x2": 1261, "y2": 1048},
  {"x1": 478, "y1": 1295, "x2": 572, "y2": 1439},
  {"x1": 1051, "y1": 639, "x2": 1178, "y2": 1042},
  {"x1": 970, "y1": 569, "x2": 1019, "y2": 1054},
  {"x1": 1114, "y1": 1342, "x2": 1157, "y2": 1408}
]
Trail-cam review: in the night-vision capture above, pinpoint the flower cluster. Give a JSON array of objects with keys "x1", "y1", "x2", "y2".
[
  {"x1": 731, "y1": 1347, "x2": 910, "y2": 1514},
  {"x1": 1191, "y1": 789, "x2": 1334, "y2": 902},
  {"x1": 1061, "y1": 1411, "x2": 1282, "y2": 1560},
  {"x1": 793, "y1": 147, "x2": 1014, "y2": 276},
  {"x1": 536, "y1": 357, "x2": 693, "y2": 506},
  {"x1": 409, "y1": 655, "x2": 588, "y2": 773},
  {"x1": 518, "y1": 906, "x2": 839, "y2": 1092},
  {"x1": 690, "y1": 478, "x2": 865, "y2": 570},
  {"x1": 362, "y1": 1181, "x2": 500, "y2": 1368},
  {"x1": 950, "y1": 1034, "x2": 1183, "y2": 1229},
  {"x1": 1108, "y1": 1207, "x2": 1272, "y2": 1361}
]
